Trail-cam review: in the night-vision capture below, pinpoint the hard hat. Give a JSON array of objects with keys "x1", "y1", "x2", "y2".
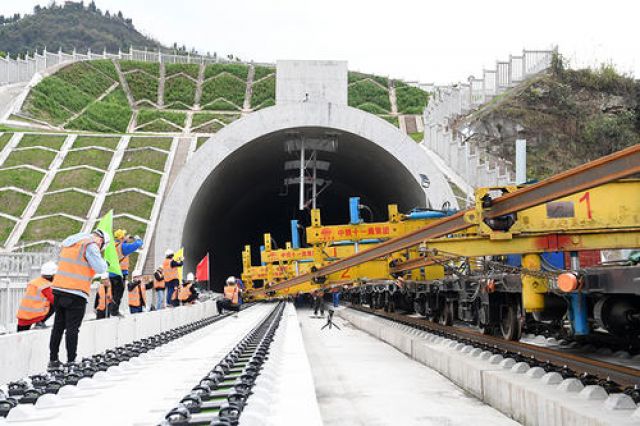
[
  {"x1": 226, "y1": 276, "x2": 236, "y2": 285},
  {"x1": 94, "y1": 229, "x2": 110, "y2": 249},
  {"x1": 165, "y1": 249, "x2": 174, "y2": 257},
  {"x1": 114, "y1": 229, "x2": 126, "y2": 239},
  {"x1": 186, "y1": 272, "x2": 194, "y2": 281},
  {"x1": 40, "y1": 261, "x2": 58, "y2": 276}
]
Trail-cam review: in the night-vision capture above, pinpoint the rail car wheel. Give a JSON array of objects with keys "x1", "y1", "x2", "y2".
[
  {"x1": 499, "y1": 304, "x2": 522, "y2": 341},
  {"x1": 438, "y1": 301, "x2": 454, "y2": 326}
]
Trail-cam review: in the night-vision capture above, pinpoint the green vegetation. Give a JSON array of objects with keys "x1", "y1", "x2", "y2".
[
  {"x1": 0, "y1": 216, "x2": 15, "y2": 245},
  {"x1": 380, "y1": 115, "x2": 399, "y2": 127},
  {"x1": 193, "y1": 121, "x2": 225, "y2": 133},
  {"x1": 137, "y1": 121, "x2": 180, "y2": 132},
  {"x1": 112, "y1": 216, "x2": 147, "y2": 240},
  {"x1": 196, "y1": 137, "x2": 209, "y2": 149},
  {"x1": 128, "y1": 137, "x2": 173, "y2": 150},
  {"x1": 0, "y1": 133, "x2": 13, "y2": 150},
  {"x1": 50, "y1": 168, "x2": 104, "y2": 192},
  {"x1": 251, "y1": 75, "x2": 275, "y2": 109},
  {"x1": 191, "y1": 113, "x2": 239, "y2": 128},
  {"x1": 165, "y1": 63, "x2": 200, "y2": 79},
  {"x1": 349, "y1": 80, "x2": 391, "y2": 112},
  {"x1": 201, "y1": 74, "x2": 246, "y2": 109},
  {"x1": 205, "y1": 64, "x2": 249, "y2": 80},
  {"x1": 164, "y1": 76, "x2": 196, "y2": 109},
  {"x1": 137, "y1": 110, "x2": 185, "y2": 128},
  {"x1": 356, "y1": 102, "x2": 389, "y2": 115},
  {"x1": 66, "y1": 115, "x2": 117, "y2": 133},
  {"x1": 0, "y1": 168, "x2": 44, "y2": 191},
  {"x1": 73, "y1": 136, "x2": 121, "y2": 149},
  {"x1": 0, "y1": 191, "x2": 31, "y2": 217},
  {"x1": 0, "y1": 2, "x2": 160, "y2": 56},
  {"x1": 56, "y1": 62, "x2": 115, "y2": 97},
  {"x1": 120, "y1": 149, "x2": 167, "y2": 171},
  {"x1": 409, "y1": 132, "x2": 424, "y2": 142},
  {"x1": 111, "y1": 169, "x2": 161, "y2": 193},
  {"x1": 69, "y1": 100, "x2": 132, "y2": 133},
  {"x1": 21, "y1": 90, "x2": 72, "y2": 124},
  {"x1": 253, "y1": 66, "x2": 274, "y2": 81},
  {"x1": 62, "y1": 149, "x2": 114, "y2": 170},
  {"x1": 88, "y1": 60, "x2": 119, "y2": 81},
  {"x1": 36, "y1": 191, "x2": 94, "y2": 218},
  {"x1": 23, "y1": 77, "x2": 92, "y2": 124},
  {"x1": 396, "y1": 85, "x2": 430, "y2": 114},
  {"x1": 120, "y1": 61, "x2": 160, "y2": 77},
  {"x1": 21, "y1": 216, "x2": 82, "y2": 242},
  {"x1": 348, "y1": 72, "x2": 388, "y2": 88},
  {"x1": 102, "y1": 87, "x2": 130, "y2": 106},
  {"x1": 125, "y1": 71, "x2": 158, "y2": 103},
  {"x1": 4, "y1": 149, "x2": 57, "y2": 169},
  {"x1": 19, "y1": 134, "x2": 66, "y2": 150},
  {"x1": 101, "y1": 191, "x2": 155, "y2": 219}
]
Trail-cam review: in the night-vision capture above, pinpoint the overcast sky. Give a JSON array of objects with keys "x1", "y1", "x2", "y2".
[{"x1": 3, "y1": 0, "x2": 638, "y2": 83}]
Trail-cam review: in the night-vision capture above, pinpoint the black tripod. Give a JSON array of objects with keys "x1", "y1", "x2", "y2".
[{"x1": 321, "y1": 309, "x2": 341, "y2": 330}]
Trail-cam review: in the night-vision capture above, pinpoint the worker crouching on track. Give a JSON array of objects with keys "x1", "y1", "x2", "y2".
[
  {"x1": 128, "y1": 276, "x2": 154, "y2": 314},
  {"x1": 153, "y1": 266, "x2": 165, "y2": 310},
  {"x1": 49, "y1": 229, "x2": 108, "y2": 369},
  {"x1": 94, "y1": 278, "x2": 112, "y2": 319},
  {"x1": 163, "y1": 249, "x2": 183, "y2": 307},
  {"x1": 109, "y1": 230, "x2": 143, "y2": 317},
  {"x1": 178, "y1": 273, "x2": 198, "y2": 305},
  {"x1": 217, "y1": 276, "x2": 241, "y2": 316},
  {"x1": 16, "y1": 261, "x2": 57, "y2": 332}
]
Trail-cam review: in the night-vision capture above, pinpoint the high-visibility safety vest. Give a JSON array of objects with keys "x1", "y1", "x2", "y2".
[
  {"x1": 97, "y1": 284, "x2": 112, "y2": 311},
  {"x1": 16, "y1": 277, "x2": 51, "y2": 321},
  {"x1": 128, "y1": 283, "x2": 147, "y2": 307},
  {"x1": 179, "y1": 283, "x2": 192, "y2": 302},
  {"x1": 171, "y1": 286, "x2": 179, "y2": 302},
  {"x1": 153, "y1": 275, "x2": 165, "y2": 289},
  {"x1": 162, "y1": 258, "x2": 178, "y2": 282},
  {"x1": 53, "y1": 237, "x2": 97, "y2": 295},
  {"x1": 115, "y1": 241, "x2": 129, "y2": 272},
  {"x1": 224, "y1": 285, "x2": 239, "y2": 304}
]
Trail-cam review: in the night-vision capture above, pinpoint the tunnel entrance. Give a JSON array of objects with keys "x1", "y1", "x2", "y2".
[{"x1": 183, "y1": 127, "x2": 427, "y2": 291}]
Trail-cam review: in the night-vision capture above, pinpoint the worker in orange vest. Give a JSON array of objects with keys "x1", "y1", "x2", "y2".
[
  {"x1": 178, "y1": 273, "x2": 198, "y2": 305},
  {"x1": 153, "y1": 266, "x2": 165, "y2": 310},
  {"x1": 16, "y1": 261, "x2": 57, "y2": 332},
  {"x1": 127, "y1": 276, "x2": 154, "y2": 314},
  {"x1": 217, "y1": 276, "x2": 241, "y2": 315},
  {"x1": 48, "y1": 229, "x2": 108, "y2": 370},
  {"x1": 94, "y1": 279, "x2": 112, "y2": 319},
  {"x1": 110, "y1": 230, "x2": 143, "y2": 317},
  {"x1": 162, "y1": 249, "x2": 183, "y2": 307}
]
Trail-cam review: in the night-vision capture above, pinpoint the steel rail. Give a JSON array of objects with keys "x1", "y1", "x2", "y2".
[
  {"x1": 352, "y1": 305, "x2": 640, "y2": 388},
  {"x1": 255, "y1": 145, "x2": 640, "y2": 295}
]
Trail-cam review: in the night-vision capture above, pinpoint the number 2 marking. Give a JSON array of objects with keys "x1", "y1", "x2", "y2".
[
  {"x1": 579, "y1": 191, "x2": 592, "y2": 219},
  {"x1": 340, "y1": 268, "x2": 351, "y2": 279}
]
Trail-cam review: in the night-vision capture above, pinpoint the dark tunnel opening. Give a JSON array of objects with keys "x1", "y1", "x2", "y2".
[{"x1": 183, "y1": 127, "x2": 427, "y2": 291}]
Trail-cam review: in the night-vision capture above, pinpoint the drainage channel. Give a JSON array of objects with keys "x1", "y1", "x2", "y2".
[
  {"x1": 160, "y1": 302, "x2": 285, "y2": 426},
  {"x1": 0, "y1": 305, "x2": 253, "y2": 418}
]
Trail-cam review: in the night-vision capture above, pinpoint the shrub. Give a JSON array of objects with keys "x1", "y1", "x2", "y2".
[
  {"x1": 111, "y1": 169, "x2": 161, "y2": 193},
  {"x1": 396, "y1": 86, "x2": 430, "y2": 114},
  {"x1": 201, "y1": 74, "x2": 246, "y2": 108},
  {"x1": 21, "y1": 216, "x2": 82, "y2": 242},
  {"x1": 50, "y1": 168, "x2": 104, "y2": 192},
  {"x1": 101, "y1": 191, "x2": 155, "y2": 219},
  {"x1": 36, "y1": 191, "x2": 94, "y2": 218},
  {"x1": 0, "y1": 168, "x2": 44, "y2": 191},
  {"x1": 125, "y1": 71, "x2": 158, "y2": 103},
  {"x1": 580, "y1": 111, "x2": 639, "y2": 158},
  {"x1": 251, "y1": 75, "x2": 275, "y2": 109},
  {"x1": 205, "y1": 63, "x2": 249, "y2": 80},
  {"x1": 4, "y1": 149, "x2": 57, "y2": 169},
  {"x1": 349, "y1": 80, "x2": 390, "y2": 111},
  {"x1": 119, "y1": 60, "x2": 160, "y2": 77},
  {"x1": 63, "y1": 149, "x2": 114, "y2": 170},
  {"x1": 165, "y1": 63, "x2": 200, "y2": 79},
  {"x1": 19, "y1": 134, "x2": 67, "y2": 150},
  {"x1": 253, "y1": 66, "x2": 274, "y2": 81},
  {"x1": 137, "y1": 110, "x2": 186, "y2": 127},
  {"x1": 0, "y1": 190, "x2": 31, "y2": 217},
  {"x1": 128, "y1": 137, "x2": 173, "y2": 150},
  {"x1": 55, "y1": 62, "x2": 114, "y2": 97},
  {"x1": 164, "y1": 76, "x2": 196, "y2": 108},
  {"x1": 73, "y1": 136, "x2": 121, "y2": 150},
  {"x1": 0, "y1": 216, "x2": 15, "y2": 245},
  {"x1": 88, "y1": 60, "x2": 119, "y2": 81},
  {"x1": 120, "y1": 149, "x2": 167, "y2": 171}
]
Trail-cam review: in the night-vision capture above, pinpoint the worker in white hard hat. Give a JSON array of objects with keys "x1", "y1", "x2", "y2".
[
  {"x1": 217, "y1": 276, "x2": 241, "y2": 316},
  {"x1": 162, "y1": 249, "x2": 183, "y2": 307},
  {"x1": 109, "y1": 229, "x2": 144, "y2": 317},
  {"x1": 178, "y1": 272, "x2": 198, "y2": 305},
  {"x1": 16, "y1": 261, "x2": 58, "y2": 332}
]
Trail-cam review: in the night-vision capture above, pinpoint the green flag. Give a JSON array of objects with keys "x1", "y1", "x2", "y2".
[{"x1": 97, "y1": 210, "x2": 121, "y2": 276}]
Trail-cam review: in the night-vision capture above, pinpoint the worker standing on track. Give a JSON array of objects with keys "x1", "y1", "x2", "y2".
[
  {"x1": 313, "y1": 289, "x2": 325, "y2": 317},
  {"x1": 109, "y1": 230, "x2": 143, "y2": 317},
  {"x1": 153, "y1": 266, "x2": 165, "y2": 310},
  {"x1": 163, "y1": 249, "x2": 183, "y2": 307},
  {"x1": 94, "y1": 278, "x2": 112, "y2": 319},
  {"x1": 49, "y1": 229, "x2": 108, "y2": 369},
  {"x1": 16, "y1": 261, "x2": 57, "y2": 332},
  {"x1": 217, "y1": 276, "x2": 241, "y2": 316},
  {"x1": 127, "y1": 276, "x2": 154, "y2": 314},
  {"x1": 178, "y1": 273, "x2": 198, "y2": 305}
]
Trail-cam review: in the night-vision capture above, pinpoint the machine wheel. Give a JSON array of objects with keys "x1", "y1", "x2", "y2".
[
  {"x1": 414, "y1": 299, "x2": 426, "y2": 316},
  {"x1": 499, "y1": 304, "x2": 522, "y2": 341},
  {"x1": 438, "y1": 301, "x2": 454, "y2": 326}
]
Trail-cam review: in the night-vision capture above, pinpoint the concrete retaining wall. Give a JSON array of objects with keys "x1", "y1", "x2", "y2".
[
  {"x1": 338, "y1": 308, "x2": 640, "y2": 426},
  {"x1": 0, "y1": 301, "x2": 217, "y2": 385}
]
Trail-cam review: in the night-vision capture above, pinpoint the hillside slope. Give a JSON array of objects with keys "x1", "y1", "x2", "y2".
[
  {"x1": 455, "y1": 56, "x2": 639, "y2": 179},
  {"x1": 0, "y1": 1, "x2": 159, "y2": 56}
]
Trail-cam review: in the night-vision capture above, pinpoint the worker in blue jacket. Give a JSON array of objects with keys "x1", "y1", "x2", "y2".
[{"x1": 109, "y1": 229, "x2": 143, "y2": 316}]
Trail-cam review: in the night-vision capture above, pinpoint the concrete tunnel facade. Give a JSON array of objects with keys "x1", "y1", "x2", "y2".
[{"x1": 154, "y1": 102, "x2": 456, "y2": 289}]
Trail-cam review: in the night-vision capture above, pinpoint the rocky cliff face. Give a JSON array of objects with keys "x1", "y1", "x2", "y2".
[{"x1": 454, "y1": 60, "x2": 639, "y2": 179}]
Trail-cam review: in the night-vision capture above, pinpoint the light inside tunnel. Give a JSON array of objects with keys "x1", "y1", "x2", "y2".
[{"x1": 182, "y1": 127, "x2": 428, "y2": 290}]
